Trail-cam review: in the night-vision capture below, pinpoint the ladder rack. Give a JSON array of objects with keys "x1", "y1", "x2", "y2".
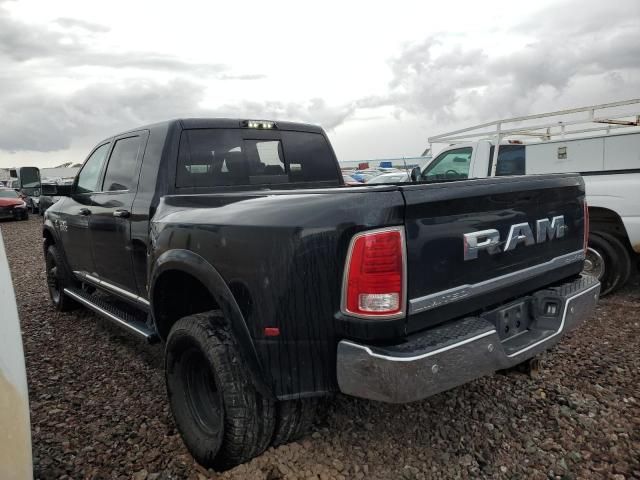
[{"x1": 427, "y1": 98, "x2": 640, "y2": 176}]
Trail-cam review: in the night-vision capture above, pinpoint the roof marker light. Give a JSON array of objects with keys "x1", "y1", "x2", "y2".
[{"x1": 243, "y1": 120, "x2": 276, "y2": 129}]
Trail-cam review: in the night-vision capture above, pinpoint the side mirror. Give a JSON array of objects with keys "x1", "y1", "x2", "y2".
[{"x1": 410, "y1": 166, "x2": 421, "y2": 182}]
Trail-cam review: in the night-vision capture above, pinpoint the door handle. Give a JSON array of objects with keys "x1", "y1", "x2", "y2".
[
  {"x1": 113, "y1": 209, "x2": 131, "y2": 218},
  {"x1": 79, "y1": 208, "x2": 91, "y2": 216}
]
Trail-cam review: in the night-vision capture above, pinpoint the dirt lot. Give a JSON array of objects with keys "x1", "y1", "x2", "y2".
[{"x1": 2, "y1": 216, "x2": 639, "y2": 480}]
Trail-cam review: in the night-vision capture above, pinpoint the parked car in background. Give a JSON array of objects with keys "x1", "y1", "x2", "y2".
[
  {"x1": 0, "y1": 188, "x2": 29, "y2": 221},
  {"x1": 6, "y1": 167, "x2": 42, "y2": 214},
  {"x1": 43, "y1": 118, "x2": 598, "y2": 470},
  {"x1": 350, "y1": 169, "x2": 383, "y2": 183},
  {"x1": 342, "y1": 174, "x2": 361, "y2": 186},
  {"x1": 0, "y1": 231, "x2": 33, "y2": 479},
  {"x1": 424, "y1": 99, "x2": 640, "y2": 295},
  {"x1": 366, "y1": 171, "x2": 411, "y2": 184}
]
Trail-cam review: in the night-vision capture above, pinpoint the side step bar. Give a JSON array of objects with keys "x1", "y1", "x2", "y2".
[{"x1": 64, "y1": 288, "x2": 159, "y2": 343}]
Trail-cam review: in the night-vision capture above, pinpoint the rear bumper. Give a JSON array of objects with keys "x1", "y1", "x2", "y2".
[{"x1": 336, "y1": 275, "x2": 600, "y2": 403}]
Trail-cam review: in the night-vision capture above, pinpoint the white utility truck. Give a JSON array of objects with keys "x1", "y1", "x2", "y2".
[{"x1": 419, "y1": 99, "x2": 640, "y2": 295}]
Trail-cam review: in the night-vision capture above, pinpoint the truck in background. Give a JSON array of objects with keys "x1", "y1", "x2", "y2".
[{"x1": 420, "y1": 99, "x2": 640, "y2": 295}]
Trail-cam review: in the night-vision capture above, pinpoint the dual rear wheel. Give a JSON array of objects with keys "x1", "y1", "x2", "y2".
[
  {"x1": 584, "y1": 231, "x2": 632, "y2": 296},
  {"x1": 165, "y1": 311, "x2": 319, "y2": 471}
]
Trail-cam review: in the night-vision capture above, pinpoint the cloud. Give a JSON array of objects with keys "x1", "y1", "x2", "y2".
[
  {"x1": 0, "y1": 1, "x2": 268, "y2": 153},
  {"x1": 0, "y1": 3, "x2": 242, "y2": 75},
  {"x1": 0, "y1": 77, "x2": 356, "y2": 153},
  {"x1": 218, "y1": 98, "x2": 356, "y2": 130},
  {"x1": 2, "y1": 0, "x2": 639, "y2": 159},
  {"x1": 54, "y1": 17, "x2": 110, "y2": 33},
  {"x1": 373, "y1": 0, "x2": 640, "y2": 124},
  {"x1": 218, "y1": 73, "x2": 269, "y2": 81},
  {"x1": 0, "y1": 78, "x2": 210, "y2": 152}
]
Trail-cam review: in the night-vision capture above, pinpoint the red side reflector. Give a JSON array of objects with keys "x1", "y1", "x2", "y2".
[
  {"x1": 583, "y1": 200, "x2": 589, "y2": 254},
  {"x1": 343, "y1": 228, "x2": 405, "y2": 318},
  {"x1": 264, "y1": 327, "x2": 280, "y2": 337}
]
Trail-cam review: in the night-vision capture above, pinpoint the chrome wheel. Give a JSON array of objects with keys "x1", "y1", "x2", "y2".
[{"x1": 583, "y1": 246, "x2": 605, "y2": 280}]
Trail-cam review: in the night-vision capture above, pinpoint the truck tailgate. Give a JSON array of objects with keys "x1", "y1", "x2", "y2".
[{"x1": 400, "y1": 174, "x2": 586, "y2": 333}]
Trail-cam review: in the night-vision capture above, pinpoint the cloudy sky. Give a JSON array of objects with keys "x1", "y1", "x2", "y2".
[{"x1": 0, "y1": 0, "x2": 639, "y2": 168}]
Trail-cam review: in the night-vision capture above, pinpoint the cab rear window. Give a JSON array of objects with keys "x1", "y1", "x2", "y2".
[
  {"x1": 488, "y1": 145, "x2": 526, "y2": 176},
  {"x1": 176, "y1": 129, "x2": 339, "y2": 188}
]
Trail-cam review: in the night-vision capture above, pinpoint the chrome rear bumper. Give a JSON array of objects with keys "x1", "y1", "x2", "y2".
[{"x1": 337, "y1": 275, "x2": 600, "y2": 403}]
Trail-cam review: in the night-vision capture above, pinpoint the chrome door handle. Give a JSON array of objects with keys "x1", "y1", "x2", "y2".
[
  {"x1": 113, "y1": 209, "x2": 131, "y2": 218},
  {"x1": 79, "y1": 208, "x2": 91, "y2": 216}
]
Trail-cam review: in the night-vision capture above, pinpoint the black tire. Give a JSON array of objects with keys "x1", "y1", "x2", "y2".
[
  {"x1": 271, "y1": 398, "x2": 319, "y2": 447},
  {"x1": 22, "y1": 212, "x2": 28, "y2": 220},
  {"x1": 45, "y1": 245, "x2": 78, "y2": 311},
  {"x1": 165, "y1": 311, "x2": 275, "y2": 470},
  {"x1": 596, "y1": 232, "x2": 632, "y2": 290},
  {"x1": 585, "y1": 232, "x2": 631, "y2": 296}
]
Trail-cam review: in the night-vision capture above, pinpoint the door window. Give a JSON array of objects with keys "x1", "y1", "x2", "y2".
[
  {"x1": 421, "y1": 147, "x2": 472, "y2": 181},
  {"x1": 76, "y1": 143, "x2": 110, "y2": 194},
  {"x1": 102, "y1": 136, "x2": 142, "y2": 191}
]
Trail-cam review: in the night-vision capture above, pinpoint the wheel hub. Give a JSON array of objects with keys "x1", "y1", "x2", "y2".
[
  {"x1": 583, "y1": 247, "x2": 605, "y2": 280},
  {"x1": 47, "y1": 264, "x2": 60, "y2": 303},
  {"x1": 182, "y1": 348, "x2": 223, "y2": 436}
]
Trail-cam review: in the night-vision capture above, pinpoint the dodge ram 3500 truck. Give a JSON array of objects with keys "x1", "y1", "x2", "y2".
[{"x1": 43, "y1": 118, "x2": 600, "y2": 470}]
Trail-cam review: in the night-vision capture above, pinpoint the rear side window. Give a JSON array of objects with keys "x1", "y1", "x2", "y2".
[
  {"x1": 176, "y1": 129, "x2": 338, "y2": 188},
  {"x1": 488, "y1": 145, "x2": 526, "y2": 176},
  {"x1": 102, "y1": 136, "x2": 142, "y2": 191},
  {"x1": 76, "y1": 143, "x2": 110, "y2": 194}
]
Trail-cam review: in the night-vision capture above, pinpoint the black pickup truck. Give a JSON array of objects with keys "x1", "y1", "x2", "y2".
[{"x1": 43, "y1": 119, "x2": 600, "y2": 470}]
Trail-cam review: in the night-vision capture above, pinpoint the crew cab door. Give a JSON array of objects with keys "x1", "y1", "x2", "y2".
[
  {"x1": 88, "y1": 131, "x2": 147, "y2": 293},
  {"x1": 58, "y1": 142, "x2": 111, "y2": 273}
]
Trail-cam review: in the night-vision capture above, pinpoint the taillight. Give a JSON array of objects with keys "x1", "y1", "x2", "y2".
[
  {"x1": 583, "y1": 199, "x2": 589, "y2": 254},
  {"x1": 341, "y1": 227, "x2": 406, "y2": 319}
]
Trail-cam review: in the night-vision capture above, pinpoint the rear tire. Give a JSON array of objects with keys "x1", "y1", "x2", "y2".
[
  {"x1": 45, "y1": 245, "x2": 78, "y2": 311},
  {"x1": 165, "y1": 311, "x2": 275, "y2": 471},
  {"x1": 585, "y1": 232, "x2": 631, "y2": 296},
  {"x1": 271, "y1": 398, "x2": 319, "y2": 447}
]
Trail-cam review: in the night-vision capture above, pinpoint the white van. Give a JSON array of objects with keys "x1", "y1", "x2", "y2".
[
  {"x1": 421, "y1": 99, "x2": 640, "y2": 295},
  {"x1": 0, "y1": 232, "x2": 33, "y2": 479}
]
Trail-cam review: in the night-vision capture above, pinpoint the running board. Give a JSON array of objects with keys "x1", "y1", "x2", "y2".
[{"x1": 63, "y1": 288, "x2": 159, "y2": 343}]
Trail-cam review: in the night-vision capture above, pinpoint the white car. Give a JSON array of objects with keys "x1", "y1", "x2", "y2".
[
  {"x1": 0, "y1": 232, "x2": 33, "y2": 479},
  {"x1": 366, "y1": 171, "x2": 411, "y2": 184}
]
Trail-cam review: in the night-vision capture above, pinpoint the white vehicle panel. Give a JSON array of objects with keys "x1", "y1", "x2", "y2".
[
  {"x1": 584, "y1": 173, "x2": 640, "y2": 252},
  {"x1": 604, "y1": 133, "x2": 640, "y2": 170},
  {"x1": 0, "y1": 232, "x2": 33, "y2": 480},
  {"x1": 525, "y1": 138, "x2": 604, "y2": 174}
]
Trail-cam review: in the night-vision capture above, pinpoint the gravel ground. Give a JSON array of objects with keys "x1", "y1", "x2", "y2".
[{"x1": 2, "y1": 216, "x2": 639, "y2": 480}]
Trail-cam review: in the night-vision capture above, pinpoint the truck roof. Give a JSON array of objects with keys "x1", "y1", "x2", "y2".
[{"x1": 112, "y1": 118, "x2": 325, "y2": 139}]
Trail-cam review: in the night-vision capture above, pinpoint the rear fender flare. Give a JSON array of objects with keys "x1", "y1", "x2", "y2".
[{"x1": 149, "y1": 249, "x2": 272, "y2": 398}]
